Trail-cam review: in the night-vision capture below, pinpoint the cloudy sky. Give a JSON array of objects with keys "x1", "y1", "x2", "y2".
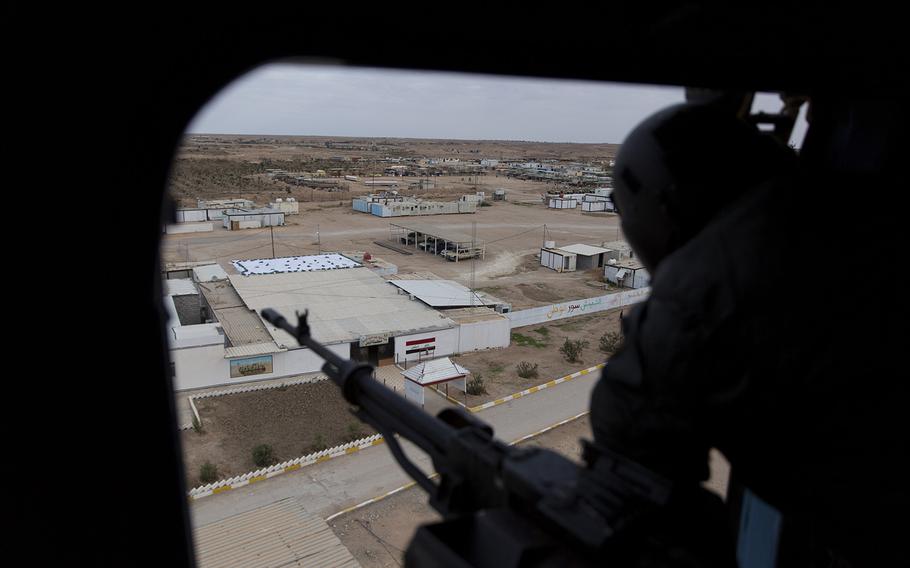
[{"x1": 187, "y1": 63, "x2": 806, "y2": 145}]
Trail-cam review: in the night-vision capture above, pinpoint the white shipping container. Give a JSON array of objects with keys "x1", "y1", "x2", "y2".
[
  {"x1": 540, "y1": 248, "x2": 576, "y2": 272},
  {"x1": 548, "y1": 198, "x2": 577, "y2": 209}
]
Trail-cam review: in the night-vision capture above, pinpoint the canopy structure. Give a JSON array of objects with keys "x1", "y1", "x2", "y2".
[
  {"x1": 401, "y1": 357, "x2": 470, "y2": 407},
  {"x1": 402, "y1": 357, "x2": 470, "y2": 386}
]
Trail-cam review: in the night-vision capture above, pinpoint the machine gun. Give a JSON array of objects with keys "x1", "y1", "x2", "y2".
[{"x1": 261, "y1": 309, "x2": 701, "y2": 567}]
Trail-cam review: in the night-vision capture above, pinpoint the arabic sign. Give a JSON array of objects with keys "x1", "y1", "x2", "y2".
[
  {"x1": 229, "y1": 355, "x2": 273, "y2": 378},
  {"x1": 359, "y1": 332, "x2": 391, "y2": 347},
  {"x1": 506, "y1": 288, "x2": 650, "y2": 329}
]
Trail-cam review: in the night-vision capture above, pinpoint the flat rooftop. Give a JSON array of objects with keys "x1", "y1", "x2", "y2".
[
  {"x1": 232, "y1": 253, "x2": 361, "y2": 276},
  {"x1": 557, "y1": 243, "x2": 612, "y2": 257},
  {"x1": 440, "y1": 306, "x2": 508, "y2": 324},
  {"x1": 608, "y1": 258, "x2": 646, "y2": 270},
  {"x1": 388, "y1": 279, "x2": 498, "y2": 308},
  {"x1": 197, "y1": 280, "x2": 277, "y2": 349},
  {"x1": 229, "y1": 267, "x2": 455, "y2": 347},
  {"x1": 389, "y1": 222, "x2": 484, "y2": 245}
]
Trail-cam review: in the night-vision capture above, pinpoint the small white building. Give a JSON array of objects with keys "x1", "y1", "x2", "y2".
[
  {"x1": 222, "y1": 208, "x2": 285, "y2": 230},
  {"x1": 175, "y1": 208, "x2": 209, "y2": 223},
  {"x1": 269, "y1": 198, "x2": 299, "y2": 215},
  {"x1": 548, "y1": 197, "x2": 578, "y2": 209},
  {"x1": 556, "y1": 244, "x2": 613, "y2": 270},
  {"x1": 540, "y1": 246, "x2": 577, "y2": 272},
  {"x1": 604, "y1": 258, "x2": 650, "y2": 289}
]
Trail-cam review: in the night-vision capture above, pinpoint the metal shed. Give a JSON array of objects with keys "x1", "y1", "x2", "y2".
[
  {"x1": 221, "y1": 208, "x2": 285, "y2": 230},
  {"x1": 548, "y1": 197, "x2": 578, "y2": 209},
  {"x1": 604, "y1": 258, "x2": 651, "y2": 289},
  {"x1": 540, "y1": 247, "x2": 577, "y2": 272},
  {"x1": 557, "y1": 244, "x2": 613, "y2": 270},
  {"x1": 389, "y1": 222, "x2": 485, "y2": 261}
]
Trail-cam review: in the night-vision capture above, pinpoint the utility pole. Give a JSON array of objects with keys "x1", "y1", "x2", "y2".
[
  {"x1": 471, "y1": 220, "x2": 477, "y2": 305},
  {"x1": 270, "y1": 226, "x2": 275, "y2": 259},
  {"x1": 317, "y1": 224, "x2": 321, "y2": 254}
]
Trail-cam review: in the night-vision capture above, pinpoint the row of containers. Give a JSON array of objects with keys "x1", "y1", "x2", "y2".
[{"x1": 547, "y1": 187, "x2": 615, "y2": 212}]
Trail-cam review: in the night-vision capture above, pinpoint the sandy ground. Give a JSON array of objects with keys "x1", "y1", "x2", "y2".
[
  {"x1": 451, "y1": 308, "x2": 624, "y2": 406},
  {"x1": 329, "y1": 415, "x2": 593, "y2": 568},
  {"x1": 180, "y1": 380, "x2": 376, "y2": 488},
  {"x1": 328, "y1": 415, "x2": 731, "y2": 568}
]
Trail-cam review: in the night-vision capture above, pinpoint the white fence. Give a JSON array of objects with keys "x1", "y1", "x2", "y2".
[
  {"x1": 505, "y1": 288, "x2": 650, "y2": 328},
  {"x1": 188, "y1": 434, "x2": 384, "y2": 499}
]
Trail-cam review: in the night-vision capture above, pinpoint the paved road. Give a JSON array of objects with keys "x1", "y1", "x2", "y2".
[{"x1": 189, "y1": 371, "x2": 600, "y2": 528}]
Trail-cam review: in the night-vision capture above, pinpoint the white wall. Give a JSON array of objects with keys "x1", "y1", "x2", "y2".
[
  {"x1": 455, "y1": 317, "x2": 510, "y2": 353},
  {"x1": 505, "y1": 288, "x2": 650, "y2": 328},
  {"x1": 176, "y1": 209, "x2": 208, "y2": 223},
  {"x1": 171, "y1": 342, "x2": 350, "y2": 392},
  {"x1": 394, "y1": 327, "x2": 459, "y2": 364},
  {"x1": 165, "y1": 223, "x2": 214, "y2": 234}
]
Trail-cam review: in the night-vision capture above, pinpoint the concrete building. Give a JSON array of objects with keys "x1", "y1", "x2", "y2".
[
  {"x1": 166, "y1": 253, "x2": 511, "y2": 391},
  {"x1": 222, "y1": 208, "x2": 285, "y2": 230},
  {"x1": 175, "y1": 208, "x2": 208, "y2": 223},
  {"x1": 604, "y1": 258, "x2": 650, "y2": 289}
]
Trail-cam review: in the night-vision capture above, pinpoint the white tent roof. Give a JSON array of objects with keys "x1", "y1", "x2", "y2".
[{"x1": 401, "y1": 357, "x2": 470, "y2": 386}]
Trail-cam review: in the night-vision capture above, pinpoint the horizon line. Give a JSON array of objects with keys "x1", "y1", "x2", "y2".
[{"x1": 183, "y1": 132, "x2": 622, "y2": 145}]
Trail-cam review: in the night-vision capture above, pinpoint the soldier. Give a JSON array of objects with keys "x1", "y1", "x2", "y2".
[{"x1": 580, "y1": 101, "x2": 905, "y2": 566}]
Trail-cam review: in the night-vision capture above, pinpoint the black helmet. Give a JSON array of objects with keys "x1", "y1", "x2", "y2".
[{"x1": 612, "y1": 102, "x2": 796, "y2": 271}]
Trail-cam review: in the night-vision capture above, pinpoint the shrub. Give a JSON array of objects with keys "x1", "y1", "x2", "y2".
[
  {"x1": 559, "y1": 338, "x2": 589, "y2": 363},
  {"x1": 309, "y1": 435, "x2": 328, "y2": 453},
  {"x1": 199, "y1": 462, "x2": 219, "y2": 484},
  {"x1": 516, "y1": 361, "x2": 539, "y2": 379},
  {"x1": 252, "y1": 444, "x2": 276, "y2": 468},
  {"x1": 511, "y1": 332, "x2": 547, "y2": 348},
  {"x1": 346, "y1": 422, "x2": 365, "y2": 442},
  {"x1": 599, "y1": 331, "x2": 623, "y2": 354},
  {"x1": 466, "y1": 374, "x2": 488, "y2": 395}
]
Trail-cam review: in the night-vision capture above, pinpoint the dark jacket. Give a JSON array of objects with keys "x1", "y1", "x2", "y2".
[{"x1": 589, "y1": 174, "x2": 907, "y2": 565}]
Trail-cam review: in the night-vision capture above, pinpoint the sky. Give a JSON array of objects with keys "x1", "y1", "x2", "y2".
[{"x1": 187, "y1": 63, "x2": 807, "y2": 146}]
